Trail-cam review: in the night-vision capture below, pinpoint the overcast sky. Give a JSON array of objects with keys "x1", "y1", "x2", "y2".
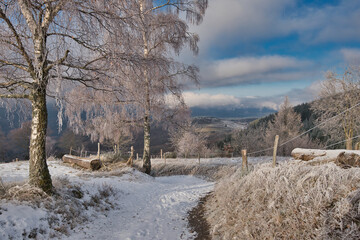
[{"x1": 181, "y1": 0, "x2": 360, "y2": 110}]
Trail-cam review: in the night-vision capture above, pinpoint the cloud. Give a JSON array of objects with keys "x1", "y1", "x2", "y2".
[
  {"x1": 200, "y1": 55, "x2": 314, "y2": 87},
  {"x1": 192, "y1": 0, "x2": 360, "y2": 53},
  {"x1": 184, "y1": 82, "x2": 319, "y2": 110},
  {"x1": 341, "y1": 48, "x2": 360, "y2": 64},
  {"x1": 192, "y1": 0, "x2": 294, "y2": 49},
  {"x1": 183, "y1": 92, "x2": 241, "y2": 108}
]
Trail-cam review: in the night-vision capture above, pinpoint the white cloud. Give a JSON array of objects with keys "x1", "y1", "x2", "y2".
[
  {"x1": 183, "y1": 92, "x2": 241, "y2": 108},
  {"x1": 192, "y1": 0, "x2": 360, "y2": 52},
  {"x1": 341, "y1": 48, "x2": 360, "y2": 64},
  {"x1": 192, "y1": 0, "x2": 295, "y2": 49},
  {"x1": 200, "y1": 55, "x2": 314, "y2": 87},
  {"x1": 184, "y1": 82, "x2": 318, "y2": 110}
]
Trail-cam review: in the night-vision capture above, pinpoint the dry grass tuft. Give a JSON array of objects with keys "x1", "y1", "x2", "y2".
[
  {"x1": 149, "y1": 163, "x2": 240, "y2": 181},
  {"x1": 6, "y1": 184, "x2": 50, "y2": 203},
  {"x1": 206, "y1": 161, "x2": 360, "y2": 240}
]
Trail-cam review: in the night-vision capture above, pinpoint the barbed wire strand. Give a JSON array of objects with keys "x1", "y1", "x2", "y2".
[
  {"x1": 247, "y1": 101, "x2": 360, "y2": 156},
  {"x1": 323, "y1": 134, "x2": 360, "y2": 149}
]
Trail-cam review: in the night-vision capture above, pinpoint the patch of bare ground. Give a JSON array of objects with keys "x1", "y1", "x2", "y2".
[{"x1": 188, "y1": 194, "x2": 212, "y2": 240}]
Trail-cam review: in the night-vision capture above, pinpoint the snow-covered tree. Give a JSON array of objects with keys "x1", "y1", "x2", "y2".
[
  {"x1": 312, "y1": 66, "x2": 360, "y2": 149},
  {"x1": 0, "y1": 0, "x2": 118, "y2": 193},
  {"x1": 265, "y1": 97, "x2": 314, "y2": 156},
  {"x1": 65, "y1": 0, "x2": 208, "y2": 173}
]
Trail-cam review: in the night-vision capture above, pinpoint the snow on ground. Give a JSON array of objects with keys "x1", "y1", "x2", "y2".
[{"x1": 0, "y1": 159, "x2": 214, "y2": 239}]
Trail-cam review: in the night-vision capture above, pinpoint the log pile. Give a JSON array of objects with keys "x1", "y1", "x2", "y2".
[{"x1": 62, "y1": 154, "x2": 101, "y2": 170}]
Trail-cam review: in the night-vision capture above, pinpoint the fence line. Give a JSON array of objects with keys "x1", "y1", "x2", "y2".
[
  {"x1": 323, "y1": 134, "x2": 360, "y2": 149},
  {"x1": 247, "y1": 100, "x2": 360, "y2": 156}
]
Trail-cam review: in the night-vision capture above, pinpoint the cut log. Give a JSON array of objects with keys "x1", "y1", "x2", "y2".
[
  {"x1": 62, "y1": 154, "x2": 101, "y2": 170},
  {"x1": 291, "y1": 148, "x2": 327, "y2": 161},
  {"x1": 291, "y1": 148, "x2": 360, "y2": 163}
]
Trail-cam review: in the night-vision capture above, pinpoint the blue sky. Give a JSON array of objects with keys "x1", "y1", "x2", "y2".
[{"x1": 182, "y1": 0, "x2": 360, "y2": 110}]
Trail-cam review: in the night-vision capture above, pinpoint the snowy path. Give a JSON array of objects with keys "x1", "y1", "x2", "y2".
[
  {"x1": 64, "y1": 174, "x2": 214, "y2": 240},
  {"x1": 0, "y1": 161, "x2": 214, "y2": 240}
]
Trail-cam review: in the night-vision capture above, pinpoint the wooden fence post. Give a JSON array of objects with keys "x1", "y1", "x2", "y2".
[
  {"x1": 161, "y1": 149, "x2": 163, "y2": 161},
  {"x1": 241, "y1": 149, "x2": 248, "y2": 172},
  {"x1": 273, "y1": 135, "x2": 279, "y2": 167},
  {"x1": 198, "y1": 153, "x2": 201, "y2": 165},
  {"x1": 137, "y1": 153, "x2": 139, "y2": 161},
  {"x1": 164, "y1": 154, "x2": 166, "y2": 165},
  {"x1": 355, "y1": 142, "x2": 360, "y2": 150},
  {"x1": 97, "y1": 142, "x2": 100, "y2": 158},
  {"x1": 126, "y1": 146, "x2": 134, "y2": 166},
  {"x1": 69, "y1": 147, "x2": 72, "y2": 155}
]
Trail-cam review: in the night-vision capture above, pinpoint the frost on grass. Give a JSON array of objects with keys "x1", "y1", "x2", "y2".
[
  {"x1": 206, "y1": 161, "x2": 360, "y2": 240},
  {"x1": 0, "y1": 176, "x2": 117, "y2": 239}
]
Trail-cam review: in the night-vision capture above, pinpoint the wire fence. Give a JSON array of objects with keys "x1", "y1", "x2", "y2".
[{"x1": 247, "y1": 101, "x2": 360, "y2": 156}]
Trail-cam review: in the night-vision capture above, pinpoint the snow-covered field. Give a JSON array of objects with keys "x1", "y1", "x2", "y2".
[{"x1": 0, "y1": 159, "x2": 213, "y2": 239}]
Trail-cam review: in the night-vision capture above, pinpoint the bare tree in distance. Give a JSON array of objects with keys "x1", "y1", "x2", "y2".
[
  {"x1": 232, "y1": 123, "x2": 266, "y2": 156},
  {"x1": 65, "y1": 0, "x2": 208, "y2": 174},
  {"x1": 171, "y1": 126, "x2": 208, "y2": 159},
  {"x1": 312, "y1": 66, "x2": 360, "y2": 150},
  {"x1": 265, "y1": 96, "x2": 317, "y2": 156},
  {"x1": 0, "y1": 1, "x2": 127, "y2": 193}
]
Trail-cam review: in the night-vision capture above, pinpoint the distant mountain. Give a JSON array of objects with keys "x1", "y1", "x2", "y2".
[{"x1": 190, "y1": 107, "x2": 276, "y2": 118}]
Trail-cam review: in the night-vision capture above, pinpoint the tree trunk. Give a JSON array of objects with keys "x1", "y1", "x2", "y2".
[
  {"x1": 346, "y1": 137, "x2": 353, "y2": 150},
  {"x1": 29, "y1": 89, "x2": 52, "y2": 194},
  {"x1": 143, "y1": 114, "x2": 151, "y2": 174},
  {"x1": 140, "y1": 0, "x2": 151, "y2": 174}
]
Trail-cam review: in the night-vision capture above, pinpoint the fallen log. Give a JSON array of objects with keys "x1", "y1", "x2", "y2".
[
  {"x1": 291, "y1": 148, "x2": 360, "y2": 163},
  {"x1": 62, "y1": 154, "x2": 101, "y2": 170}
]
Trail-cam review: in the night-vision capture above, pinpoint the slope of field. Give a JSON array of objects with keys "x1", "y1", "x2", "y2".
[{"x1": 206, "y1": 160, "x2": 360, "y2": 239}]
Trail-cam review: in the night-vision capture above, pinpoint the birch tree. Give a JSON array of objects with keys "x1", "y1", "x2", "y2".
[
  {"x1": 0, "y1": 1, "x2": 117, "y2": 193},
  {"x1": 312, "y1": 67, "x2": 360, "y2": 149},
  {"x1": 65, "y1": 0, "x2": 208, "y2": 174}
]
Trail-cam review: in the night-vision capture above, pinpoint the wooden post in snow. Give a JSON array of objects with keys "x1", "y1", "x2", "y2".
[
  {"x1": 97, "y1": 142, "x2": 100, "y2": 158},
  {"x1": 241, "y1": 149, "x2": 248, "y2": 172},
  {"x1": 355, "y1": 142, "x2": 360, "y2": 150},
  {"x1": 161, "y1": 149, "x2": 163, "y2": 161},
  {"x1": 137, "y1": 153, "x2": 139, "y2": 161},
  {"x1": 164, "y1": 154, "x2": 166, "y2": 165},
  {"x1": 127, "y1": 146, "x2": 134, "y2": 166},
  {"x1": 198, "y1": 153, "x2": 201, "y2": 165},
  {"x1": 273, "y1": 135, "x2": 279, "y2": 167},
  {"x1": 69, "y1": 147, "x2": 72, "y2": 155}
]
